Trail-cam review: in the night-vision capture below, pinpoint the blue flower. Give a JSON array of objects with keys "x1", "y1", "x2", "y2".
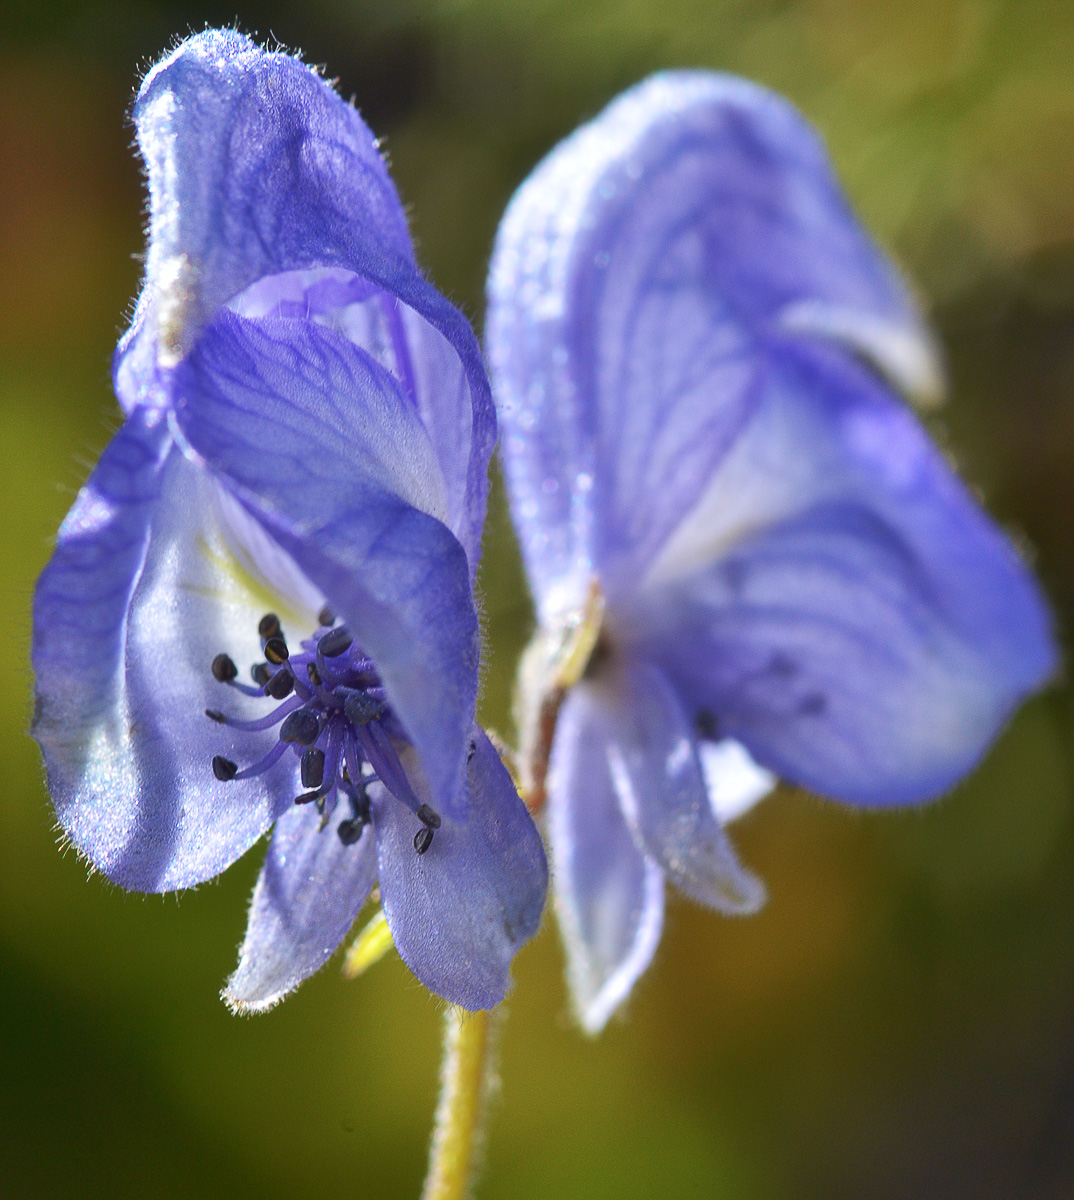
[
  {"x1": 487, "y1": 73, "x2": 1055, "y2": 1032},
  {"x1": 31, "y1": 31, "x2": 546, "y2": 1014}
]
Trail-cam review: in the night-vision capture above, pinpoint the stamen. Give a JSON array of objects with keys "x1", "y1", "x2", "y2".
[
  {"x1": 359, "y1": 721, "x2": 421, "y2": 811},
  {"x1": 211, "y1": 653, "x2": 238, "y2": 682},
  {"x1": 301, "y1": 746, "x2": 325, "y2": 789},
  {"x1": 417, "y1": 803, "x2": 441, "y2": 829},
  {"x1": 264, "y1": 636, "x2": 289, "y2": 664},
  {"x1": 208, "y1": 619, "x2": 433, "y2": 855},
  {"x1": 319, "y1": 722, "x2": 345, "y2": 791},
  {"x1": 344, "y1": 691, "x2": 384, "y2": 726},
  {"x1": 225, "y1": 678, "x2": 268, "y2": 698},
  {"x1": 258, "y1": 613, "x2": 281, "y2": 639},
  {"x1": 344, "y1": 729, "x2": 365, "y2": 790},
  {"x1": 205, "y1": 697, "x2": 303, "y2": 731},
  {"x1": 345, "y1": 781, "x2": 372, "y2": 819},
  {"x1": 337, "y1": 818, "x2": 366, "y2": 845},
  {"x1": 212, "y1": 755, "x2": 238, "y2": 781},
  {"x1": 318, "y1": 626, "x2": 353, "y2": 658},
  {"x1": 293, "y1": 724, "x2": 340, "y2": 805},
  {"x1": 316, "y1": 789, "x2": 339, "y2": 830},
  {"x1": 233, "y1": 740, "x2": 288, "y2": 780},
  {"x1": 265, "y1": 668, "x2": 295, "y2": 699},
  {"x1": 279, "y1": 708, "x2": 320, "y2": 745},
  {"x1": 304, "y1": 662, "x2": 339, "y2": 707}
]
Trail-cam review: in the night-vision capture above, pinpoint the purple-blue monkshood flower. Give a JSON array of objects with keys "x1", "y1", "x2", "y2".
[
  {"x1": 31, "y1": 31, "x2": 546, "y2": 1014},
  {"x1": 487, "y1": 73, "x2": 1056, "y2": 1032}
]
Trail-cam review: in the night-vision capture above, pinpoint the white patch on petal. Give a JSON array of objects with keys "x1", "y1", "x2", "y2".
[
  {"x1": 780, "y1": 300, "x2": 945, "y2": 409},
  {"x1": 57, "y1": 486, "x2": 120, "y2": 539},
  {"x1": 154, "y1": 253, "x2": 198, "y2": 367},
  {"x1": 699, "y1": 739, "x2": 777, "y2": 824}
]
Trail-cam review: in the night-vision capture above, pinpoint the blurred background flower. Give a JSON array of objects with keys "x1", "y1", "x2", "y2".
[{"x1": 1, "y1": 2, "x2": 1072, "y2": 1197}]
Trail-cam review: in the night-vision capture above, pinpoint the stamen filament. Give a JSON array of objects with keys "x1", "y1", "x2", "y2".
[
  {"x1": 227, "y1": 679, "x2": 270, "y2": 698},
  {"x1": 233, "y1": 739, "x2": 288, "y2": 780},
  {"x1": 358, "y1": 721, "x2": 421, "y2": 813},
  {"x1": 206, "y1": 695, "x2": 303, "y2": 732}
]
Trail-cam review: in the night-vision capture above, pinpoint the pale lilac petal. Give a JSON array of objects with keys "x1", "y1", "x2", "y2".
[
  {"x1": 373, "y1": 731, "x2": 548, "y2": 1011},
  {"x1": 114, "y1": 26, "x2": 412, "y2": 411},
  {"x1": 548, "y1": 685, "x2": 665, "y2": 1033},
  {"x1": 488, "y1": 71, "x2": 937, "y2": 616},
  {"x1": 229, "y1": 269, "x2": 491, "y2": 567},
  {"x1": 630, "y1": 341, "x2": 1056, "y2": 806},
  {"x1": 173, "y1": 311, "x2": 480, "y2": 814},
  {"x1": 224, "y1": 803, "x2": 377, "y2": 1013},
  {"x1": 114, "y1": 31, "x2": 495, "y2": 565},
  {"x1": 594, "y1": 657, "x2": 766, "y2": 914},
  {"x1": 32, "y1": 412, "x2": 293, "y2": 891}
]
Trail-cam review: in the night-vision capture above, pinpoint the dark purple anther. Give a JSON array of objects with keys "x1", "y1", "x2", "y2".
[
  {"x1": 264, "y1": 636, "x2": 289, "y2": 664},
  {"x1": 212, "y1": 653, "x2": 238, "y2": 682},
  {"x1": 301, "y1": 746, "x2": 325, "y2": 789},
  {"x1": 265, "y1": 668, "x2": 295, "y2": 700},
  {"x1": 212, "y1": 755, "x2": 238, "y2": 781},
  {"x1": 318, "y1": 626, "x2": 353, "y2": 657},
  {"x1": 258, "y1": 613, "x2": 281, "y2": 639},
  {"x1": 337, "y1": 818, "x2": 365, "y2": 845},
  {"x1": 417, "y1": 803, "x2": 441, "y2": 829},
  {"x1": 280, "y1": 709, "x2": 320, "y2": 745}
]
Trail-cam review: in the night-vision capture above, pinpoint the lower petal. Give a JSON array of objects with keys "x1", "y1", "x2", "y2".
[
  {"x1": 630, "y1": 341, "x2": 1055, "y2": 806},
  {"x1": 597, "y1": 658, "x2": 766, "y2": 915},
  {"x1": 645, "y1": 500, "x2": 1053, "y2": 806},
  {"x1": 548, "y1": 685, "x2": 665, "y2": 1033},
  {"x1": 223, "y1": 802, "x2": 377, "y2": 1013},
  {"x1": 372, "y1": 730, "x2": 547, "y2": 1010}
]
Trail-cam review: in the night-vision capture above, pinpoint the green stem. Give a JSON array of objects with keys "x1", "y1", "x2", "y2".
[{"x1": 421, "y1": 1005, "x2": 502, "y2": 1200}]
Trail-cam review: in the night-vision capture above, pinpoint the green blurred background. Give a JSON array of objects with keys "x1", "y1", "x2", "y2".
[{"x1": 3, "y1": 1, "x2": 1074, "y2": 1196}]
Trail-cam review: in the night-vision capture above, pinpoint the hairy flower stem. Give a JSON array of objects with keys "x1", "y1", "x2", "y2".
[
  {"x1": 420, "y1": 588, "x2": 602, "y2": 1199},
  {"x1": 422, "y1": 1005, "x2": 503, "y2": 1200}
]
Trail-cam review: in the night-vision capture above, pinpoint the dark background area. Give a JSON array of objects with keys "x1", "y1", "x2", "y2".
[{"x1": 2, "y1": 1, "x2": 1073, "y2": 1197}]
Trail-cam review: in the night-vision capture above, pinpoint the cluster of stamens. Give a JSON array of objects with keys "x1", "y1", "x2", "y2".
[{"x1": 207, "y1": 609, "x2": 442, "y2": 853}]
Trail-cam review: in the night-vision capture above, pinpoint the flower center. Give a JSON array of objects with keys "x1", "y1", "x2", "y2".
[{"x1": 206, "y1": 609, "x2": 441, "y2": 853}]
